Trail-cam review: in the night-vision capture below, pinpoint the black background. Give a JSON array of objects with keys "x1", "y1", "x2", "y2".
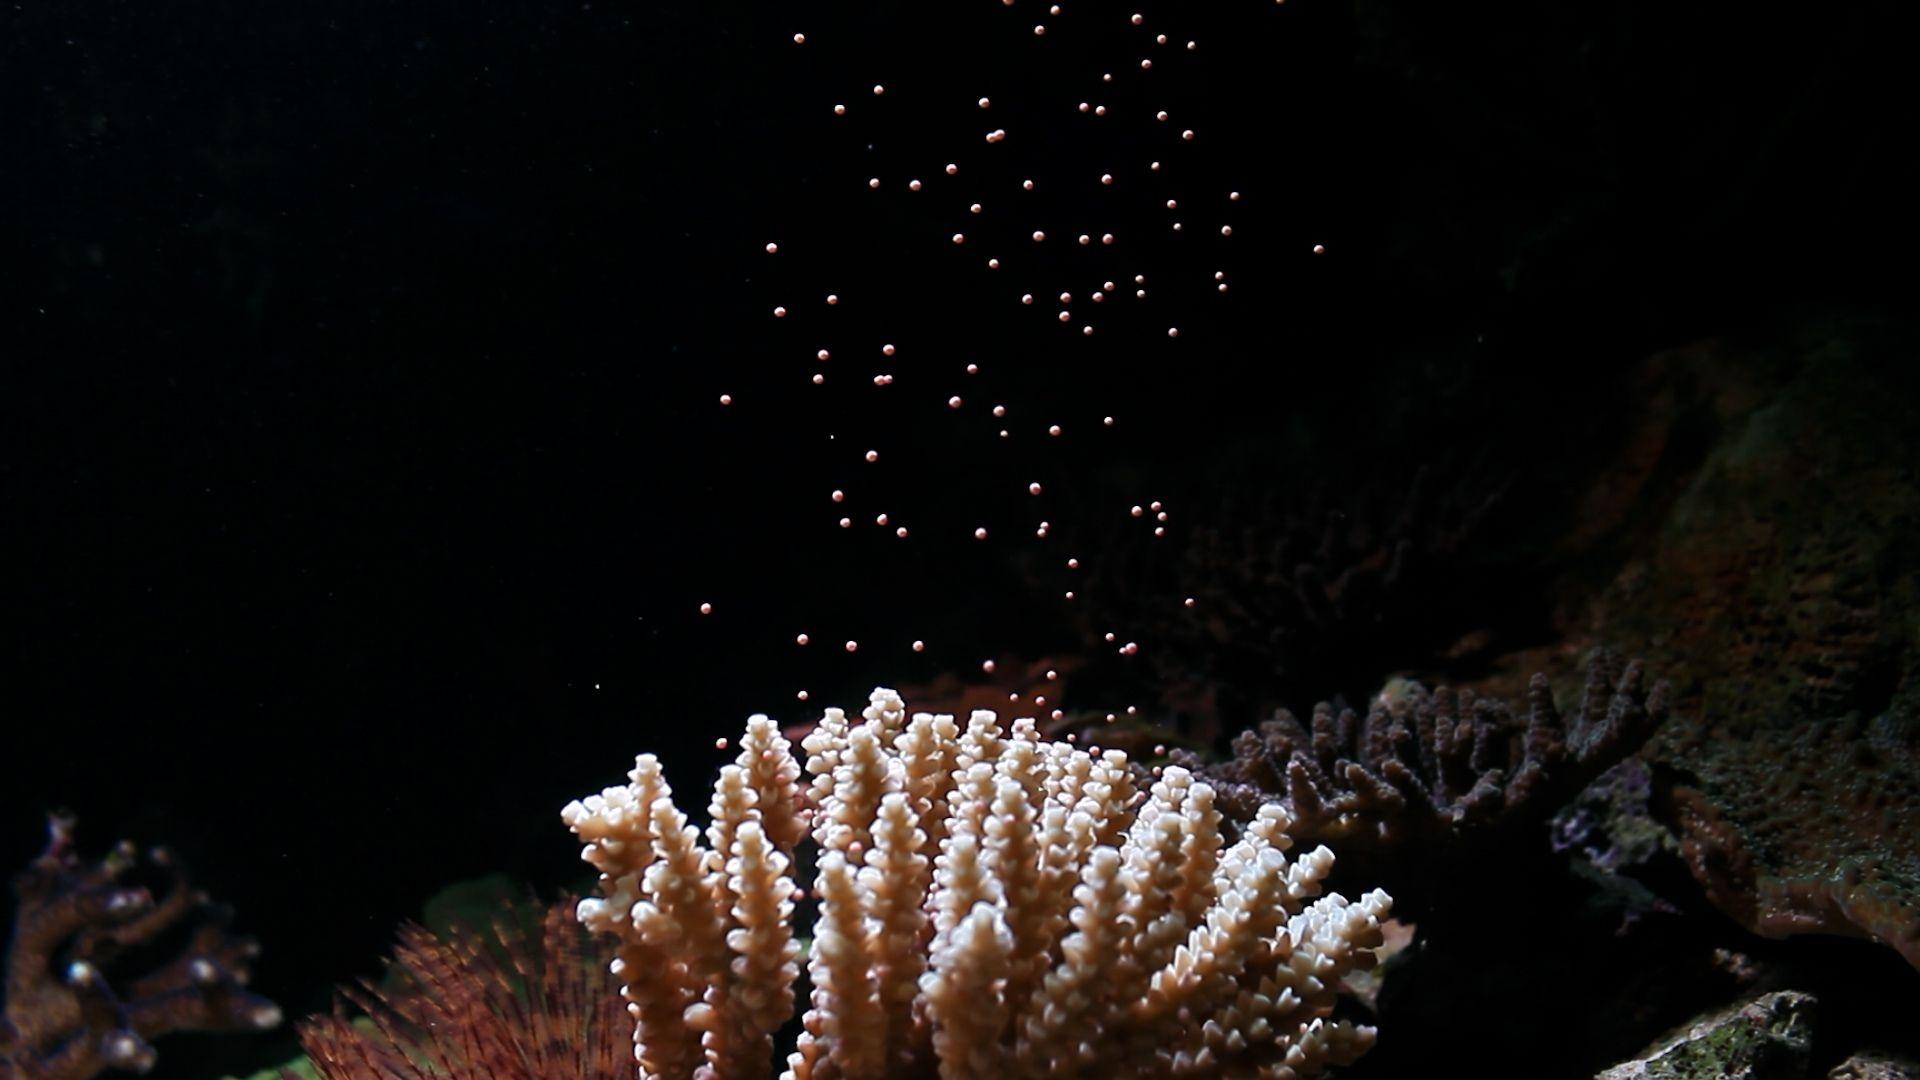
[{"x1": 3, "y1": 0, "x2": 1913, "y2": 1074}]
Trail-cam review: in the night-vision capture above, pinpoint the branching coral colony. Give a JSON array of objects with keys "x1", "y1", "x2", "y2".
[
  {"x1": 563, "y1": 688, "x2": 1392, "y2": 1079},
  {"x1": 0, "y1": 814, "x2": 280, "y2": 1080},
  {"x1": 1170, "y1": 652, "x2": 1670, "y2": 897}
]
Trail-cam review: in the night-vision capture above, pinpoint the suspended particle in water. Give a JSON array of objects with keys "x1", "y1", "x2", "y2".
[
  {"x1": 796, "y1": 633, "x2": 810, "y2": 645},
  {"x1": 700, "y1": 602, "x2": 713, "y2": 614}
]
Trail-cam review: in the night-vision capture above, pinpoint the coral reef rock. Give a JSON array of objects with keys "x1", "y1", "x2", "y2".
[
  {"x1": 1476, "y1": 320, "x2": 1920, "y2": 969},
  {"x1": 1596, "y1": 989, "x2": 1818, "y2": 1080}
]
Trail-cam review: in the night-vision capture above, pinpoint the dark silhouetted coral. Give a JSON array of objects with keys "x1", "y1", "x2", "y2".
[
  {"x1": 1070, "y1": 450, "x2": 1526, "y2": 738},
  {"x1": 1172, "y1": 651, "x2": 1669, "y2": 893},
  {"x1": 0, "y1": 812, "x2": 280, "y2": 1079},
  {"x1": 294, "y1": 894, "x2": 627, "y2": 1079}
]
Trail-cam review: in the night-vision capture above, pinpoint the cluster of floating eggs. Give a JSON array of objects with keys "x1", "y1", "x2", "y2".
[{"x1": 697, "y1": 0, "x2": 1319, "y2": 720}]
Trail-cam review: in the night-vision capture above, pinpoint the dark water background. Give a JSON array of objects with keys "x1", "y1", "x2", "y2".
[{"x1": 3, "y1": 0, "x2": 1912, "y2": 1074}]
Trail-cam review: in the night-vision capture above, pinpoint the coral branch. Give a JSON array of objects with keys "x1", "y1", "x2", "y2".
[{"x1": 1, "y1": 813, "x2": 280, "y2": 1080}]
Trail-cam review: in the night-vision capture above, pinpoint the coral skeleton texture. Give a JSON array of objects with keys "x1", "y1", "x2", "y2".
[{"x1": 563, "y1": 689, "x2": 1392, "y2": 1079}]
